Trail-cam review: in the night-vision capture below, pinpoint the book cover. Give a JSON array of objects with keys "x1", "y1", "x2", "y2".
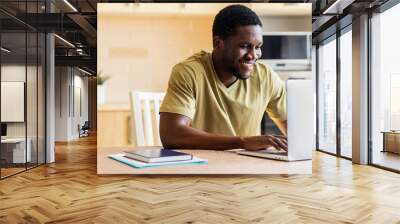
[{"x1": 123, "y1": 147, "x2": 192, "y2": 163}]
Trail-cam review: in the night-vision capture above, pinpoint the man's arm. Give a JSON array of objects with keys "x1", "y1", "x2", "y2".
[{"x1": 159, "y1": 112, "x2": 287, "y2": 150}]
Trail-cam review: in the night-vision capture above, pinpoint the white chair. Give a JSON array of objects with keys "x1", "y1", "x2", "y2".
[{"x1": 129, "y1": 91, "x2": 165, "y2": 146}]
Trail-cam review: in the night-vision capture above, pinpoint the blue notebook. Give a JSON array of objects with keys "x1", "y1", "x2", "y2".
[
  {"x1": 109, "y1": 153, "x2": 207, "y2": 169},
  {"x1": 123, "y1": 148, "x2": 193, "y2": 163}
]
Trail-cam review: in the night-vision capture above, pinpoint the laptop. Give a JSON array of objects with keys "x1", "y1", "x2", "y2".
[{"x1": 237, "y1": 79, "x2": 315, "y2": 161}]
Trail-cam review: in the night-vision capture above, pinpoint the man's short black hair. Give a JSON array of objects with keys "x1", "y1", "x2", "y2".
[{"x1": 212, "y1": 4, "x2": 263, "y2": 40}]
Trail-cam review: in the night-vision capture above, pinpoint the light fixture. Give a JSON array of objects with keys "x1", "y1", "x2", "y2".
[
  {"x1": 63, "y1": 0, "x2": 78, "y2": 12},
  {"x1": 54, "y1": 34, "x2": 75, "y2": 48},
  {"x1": 76, "y1": 48, "x2": 84, "y2": 55},
  {"x1": 78, "y1": 67, "x2": 93, "y2": 76},
  {"x1": 1, "y1": 47, "x2": 11, "y2": 53}
]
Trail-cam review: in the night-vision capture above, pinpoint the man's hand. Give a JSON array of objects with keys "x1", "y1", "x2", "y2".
[{"x1": 241, "y1": 135, "x2": 287, "y2": 151}]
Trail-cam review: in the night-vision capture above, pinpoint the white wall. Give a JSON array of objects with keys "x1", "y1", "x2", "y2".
[
  {"x1": 71, "y1": 74, "x2": 89, "y2": 138},
  {"x1": 55, "y1": 67, "x2": 89, "y2": 141},
  {"x1": 1, "y1": 64, "x2": 46, "y2": 163},
  {"x1": 55, "y1": 67, "x2": 69, "y2": 141},
  {"x1": 1, "y1": 65, "x2": 35, "y2": 137},
  {"x1": 1, "y1": 66, "x2": 26, "y2": 134}
]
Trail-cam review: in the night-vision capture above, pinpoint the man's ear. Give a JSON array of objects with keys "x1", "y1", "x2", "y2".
[{"x1": 213, "y1": 36, "x2": 224, "y2": 50}]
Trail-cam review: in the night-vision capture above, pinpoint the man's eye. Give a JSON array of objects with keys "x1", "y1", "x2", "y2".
[{"x1": 240, "y1": 45, "x2": 249, "y2": 49}]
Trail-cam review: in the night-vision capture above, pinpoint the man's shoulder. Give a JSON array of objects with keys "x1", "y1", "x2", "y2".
[
  {"x1": 254, "y1": 61, "x2": 274, "y2": 80},
  {"x1": 255, "y1": 61, "x2": 272, "y2": 74},
  {"x1": 178, "y1": 51, "x2": 209, "y2": 68},
  {"x1": 253, "y1": 61, "x2": 284, "y2": 90},
  {"x1": 172, "y1": 51, "x2": 210, "y2": 78}
]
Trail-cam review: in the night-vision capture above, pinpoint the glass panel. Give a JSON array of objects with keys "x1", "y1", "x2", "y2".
[
  {"x1": 38, "y1": 32, "x2": 45, "y2": 165},
  {"x1": 340, "y1": 29, "x2": 352, "y2": 158},
  {"x1": 1, "y1": 1, "x2": 28, "y2": 178},
  {"x1": 391, "y1": 75, "x2": 400, "y2": 130},
  {"x1": 1, "y1": 30, "x2": 27, "y2": 177},
  {"x1": 0, "y1": 1, "x2": 46, "y2": 178},
  {"x1": 27, "y1": 30, "x2": 38, "y2": 169},
  {"x1": 371, "y1": 3, "x2": 400, "y2": 171},
  {"x1": 26, "y1": 0, "x2": 38, "y2": 169},
  {"x1": 318, "y1": 37, "x2": 337, "y2": 154}
]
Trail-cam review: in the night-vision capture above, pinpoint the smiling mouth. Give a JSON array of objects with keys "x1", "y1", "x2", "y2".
[
  {"x1": 240, "y1": 61, "x2": 255, "y2": 69},
  {"x1": 241, "y1": 61, "x2": 254, "y2": 64}
]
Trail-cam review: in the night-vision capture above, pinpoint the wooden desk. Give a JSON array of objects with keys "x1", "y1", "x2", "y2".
[{"x1": 98, "y1": 147, "x2": 312, "y2": 174}]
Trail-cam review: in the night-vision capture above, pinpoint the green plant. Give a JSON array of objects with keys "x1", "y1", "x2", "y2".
[{"x1": 97, "y1": 72, "x2": 110, "y2": 85}]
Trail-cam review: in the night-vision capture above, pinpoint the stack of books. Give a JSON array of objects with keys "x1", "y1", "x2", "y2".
[{"x1": 109, "y1": 146, "x2": 207, "y2": 169}]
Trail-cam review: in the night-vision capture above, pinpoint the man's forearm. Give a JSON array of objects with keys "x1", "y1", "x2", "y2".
[
  {"x1": 161, "y1": 125, "x2": 244, "y2": 150},
  {"x1": 159, "y1": 113, "x2": 285, "y2": 150}
]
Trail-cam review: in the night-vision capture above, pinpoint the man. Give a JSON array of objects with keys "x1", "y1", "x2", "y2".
[{"x1": 159, "y1": 4, "x2": 287, "y2": 151}]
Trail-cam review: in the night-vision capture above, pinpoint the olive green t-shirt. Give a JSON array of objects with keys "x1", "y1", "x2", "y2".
[{"x1": 160, "y1": 51, "x2": 287, "y2": 137}]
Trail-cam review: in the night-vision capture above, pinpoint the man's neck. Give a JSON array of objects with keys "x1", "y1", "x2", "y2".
[{"x1": 211, "y1": 52, "x2": 237, "y2": 87}]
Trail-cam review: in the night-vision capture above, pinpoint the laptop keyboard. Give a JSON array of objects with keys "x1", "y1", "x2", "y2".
[{"x1": 258, "y1": 149, "x2": 288, "y2": 156}]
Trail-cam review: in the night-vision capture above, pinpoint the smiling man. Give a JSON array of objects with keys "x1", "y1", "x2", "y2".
[{"x1": 159, "y1": 4, "x2": 287, "y2": 151}]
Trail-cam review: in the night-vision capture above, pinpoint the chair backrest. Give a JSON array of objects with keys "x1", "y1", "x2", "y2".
[{"x1": 129, "y1": 91, "x2": 165, "y2": 146}]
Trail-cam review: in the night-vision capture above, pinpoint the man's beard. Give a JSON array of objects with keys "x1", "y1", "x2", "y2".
[
  {"x1": 232, "y1": 70, "x2": 248, "y2": 80},
  {"x1": 223, "y1": 56, "x2": 249, "y2": 80},
  {"x1": 230, "y1": 64, "x2": 251, "y2": 80}
]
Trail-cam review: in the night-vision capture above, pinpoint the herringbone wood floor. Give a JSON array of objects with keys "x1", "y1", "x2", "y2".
[{"x1": 1, "y1": 135, "x2": 400, "y2": 224}]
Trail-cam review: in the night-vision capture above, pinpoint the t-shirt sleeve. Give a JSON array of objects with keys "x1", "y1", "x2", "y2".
[
  {"x1": 159, "y1": 63, "x2": 196, "y2": 119},
  {"x1": 266, "y1": 69, "x2": 287, "y2": 121}
]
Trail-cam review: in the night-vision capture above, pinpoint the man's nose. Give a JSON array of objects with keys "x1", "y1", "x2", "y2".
[{"x1": 246, "y1": 47, "x2": 258, "y2": 60}]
